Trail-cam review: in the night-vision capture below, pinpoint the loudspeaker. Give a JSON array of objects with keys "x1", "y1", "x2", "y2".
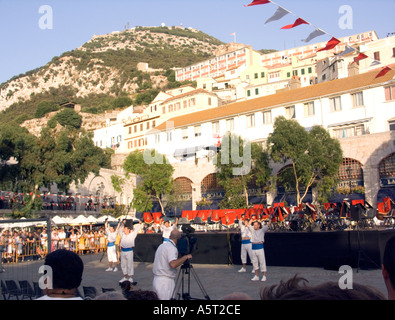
[{"x1": 350, "y1": 205, "x2": 362, "y2": 222}]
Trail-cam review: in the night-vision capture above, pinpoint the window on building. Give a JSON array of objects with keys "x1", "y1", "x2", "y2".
[
  {"x1": 308, "y1": 67, "x2": 312, "y2": 74},
  {"x1": 155, "y1": 134, "x2": 160, "y2": 144},
  {"x1": 304, "y1": 102, "x2": 315, "y2": 117},
  {"x1": 247, "y1": 90, "x2": 251, "y2": 97},
  {"x1": 182, "y1": 128, "x2": 189, "y2": 140},
  {"x1": 128, "y1": 127, "x2": 132, "y2": 134},
  {"x1": 146, "y1": 122, "x2": 150, "y2": 130},
  {"x1": 246, "y1": 114, "x2": 255, "y2": 128},
  {"x1": 140, "y1": 123, "x2": 143, "y2": 131},
  {"x1": 208, "y1": 97, "x2": 212, "y2": 106},
  {"x1": 168, "y1": 104, "x2": 173, "y2": 112},
  {"x1": 285, "y1": 106, "x2": 296, "y2": 119},
  {"x1": 162, "y1": 106, "x2": 166, "y2": 114},
  {"x1": 301, "y1": 69, "x2": 305, "y2": 75},
  {"x1": 262, "y1": 111, "x2": 272, "y2": 124},
  {"x1": 189, "y1": 98, "x2": 196, "y2": 107},
  {"x1": 254, "y1": 73, "x2": 258, "y2": 79},
  {"x1": 183, "y1": 100, "x2": 188, "y2": 108},
  {"x1": 333, "y1": 124, "x2": 366, "y2": 139},
  {"x1": 389, "y1": 120, "x2": 395, "y2": 131},
  {"x1": 152, "y1": 120, "x2": 156, "y2": 128},
  {"x1": 175, "y1": 102, "x2": 181, "y2": 111},
  {"x1": 226, "y1": 118, "x2": 235, "y2": 131},
  {"x1": 330, "y1": 96, "x2": 342, "y2": 112},
  {"x1": 167, "y1": 131, "x2": 172, "y2": 142},
  {"x1": 134, "y1": 125, "x2": 137, "y2": 133},
  {"x1": 392, "y1": 47, "x2": 395, "y2": 58},
  {"x1": 293, "y1": 70, "x2": 298, "y2": 76},
  {"x1": 374, "y1": 51, "x2": 381, "y2": 61},
  {"x1": 194, "y1": 125, "x2": 202, "y2": 137},
  {"x1": 255, "y1": 88, "x2": 259, "y2": 95},
  {"x1": 352, "y1": 92, "x2": 364, "y2": 108},
  {"x1": 385, "y1": 86, "x2": 395, "y2": 101},
  {"x1": 287, "y1": 72, "x2": 291, "y2": 78},
  {"x1": 261, "y1": 72, "x2": 265, "y2": 78},
  {"x1": 212, "y1": 121, "x2": 219, "y2": 134}
]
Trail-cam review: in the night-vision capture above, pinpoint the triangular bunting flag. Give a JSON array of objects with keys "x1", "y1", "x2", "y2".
[
  {"x1": 370, "y1": 60, "x2": 381, "y2": 67},
  {"x1": 301, "y1": 28, "x2": 326, "y2": 43},
  {"x1": 244, "y1": 0, "x2": 270, "y2": 7},
  {"x1": 317, "y1": 37, "x2": 341, "y2": 52},
  {"x1": 338, "y1": 45, "x2": 356, "y2": 56},
  {"x1": 354, "y1": 53, "x2": 368, "y2": 64},
  {"x1": 265, "y1": 6, "x2": 289, "y2": 24},
  {"x1": 375, "y1": 66, "x2": 391, "y2": 78},
  {"x1": 281, "y1": 18, "x2": 309, "y2": 29}
]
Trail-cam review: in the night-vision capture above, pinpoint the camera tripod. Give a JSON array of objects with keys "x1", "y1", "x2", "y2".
[{"x1": 171, "y1": 261, "x2": 210, "y2": 300}]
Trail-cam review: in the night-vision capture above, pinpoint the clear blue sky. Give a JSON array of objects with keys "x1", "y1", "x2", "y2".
[{"x1": 1, "y1": 0, "x2": 394, "y2": 84}]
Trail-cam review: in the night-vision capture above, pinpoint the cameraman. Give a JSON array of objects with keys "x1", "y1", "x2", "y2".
[{"x1": 152, "y1": 229, "x2": 192, "y2": 300}]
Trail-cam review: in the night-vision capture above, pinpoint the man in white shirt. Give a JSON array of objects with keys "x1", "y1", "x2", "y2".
[
  {"x1": 105, "y1": 219, "x2": 120, "y2": 272},
  {"x1": 238, "y1": 215, "x2": 253, "y2": 273},
  {"x1": 118, "y1": 219, "x2": 142, "y2": 283},
  {"x1": 160, "y1": 217, "x2": 178, "y2": 242},
  {"x1": 152, "y1": 229, "x2": 192, "y2": 300},
  {"x1": 35, "y1": 249, "x2": 84, "y2": 300},
  {"x1": 249, "y1": 218, "x2": 271, "y2": 282}
]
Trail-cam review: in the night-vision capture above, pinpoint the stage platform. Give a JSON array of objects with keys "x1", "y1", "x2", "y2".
[{"x1": 134, "y1": 229, "x2": 395, "y2": 270}]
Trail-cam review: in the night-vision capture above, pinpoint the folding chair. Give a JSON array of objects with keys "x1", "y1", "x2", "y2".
[
  {"x1": 1, "y1": 280, "x2": 9, "y2": 300},
  {"x1": 19, "y1": 280, "x2": 34, "y2": 300},
  {"x1": 5, "y1": 280, "x2": 21, "y2": 300},
  {"x1": 33, "y1": 281, "x2": 43, "y2": 299}
]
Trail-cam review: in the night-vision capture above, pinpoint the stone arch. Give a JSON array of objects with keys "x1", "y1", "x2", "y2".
[{"x1": 174, "y1": 177, "x2": 193, "y2": 194}]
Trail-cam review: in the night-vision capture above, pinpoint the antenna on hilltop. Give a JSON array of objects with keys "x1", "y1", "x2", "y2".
[{"x1": 124, "y1": 21, "x2": 130, "y2": 30}]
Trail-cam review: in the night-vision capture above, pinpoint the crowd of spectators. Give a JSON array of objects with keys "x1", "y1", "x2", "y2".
[{"x1": 0, "y1": 226, "x2": 108, "y2": 264}]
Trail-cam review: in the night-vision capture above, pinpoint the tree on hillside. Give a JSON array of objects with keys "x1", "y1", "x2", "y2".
[
  {"x1": 267, "y1": 116, "x2": 343, "y2": 205},
  {"x1": 215, "y1": 133, "x2": 271, "y2": 209},
  {"x1": 123, "y1": 150, "x2": 174, "y2": 214},
  {"x1": 0, "y1": 118, "x2": 111, "y2": 217}
]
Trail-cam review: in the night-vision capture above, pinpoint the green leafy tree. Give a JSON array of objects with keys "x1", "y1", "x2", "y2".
[
  {"x1": 215, "y1": 133, "x2": 271, "y2": 209},
  {"x1": 53, "y1": 108, "x2": 82, "y2": 129},
  {"x1": 123, "y1": 150, "x2": 174, "y2": 214},
  {"x1": 267, "y1": 116, "x2": 343, "y2": 205}
]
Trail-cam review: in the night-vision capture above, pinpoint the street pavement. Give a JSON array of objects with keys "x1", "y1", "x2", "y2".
[{"x1": 0, "y1": 252, "x2": 388, "y2": 300}]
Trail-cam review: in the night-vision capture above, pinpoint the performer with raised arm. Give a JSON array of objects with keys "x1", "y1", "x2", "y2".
[
  {"x1": 249, "y1": 215, "x2": 271, "y2": 282},
  {"x1": 160, "y1": 217, "x2": 178, "y2": 242},
  {"x1": 118, "y1": 219, "x2": 143, "y2": 283},
  {"x1": 237, "y1": 214, "x2": 253, "y2": 273},
  {"x1": 104, "y1": 218, "x2": 120, "y2": 272}
]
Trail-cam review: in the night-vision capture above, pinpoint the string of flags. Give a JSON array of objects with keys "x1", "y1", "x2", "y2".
[{"x1": 244, "y1": 0, "x2": 394, "y2": 79}]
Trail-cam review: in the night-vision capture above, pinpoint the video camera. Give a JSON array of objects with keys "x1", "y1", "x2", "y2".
[{"x1": 177, "y1": 218, "x2": 198, "y2": 256}]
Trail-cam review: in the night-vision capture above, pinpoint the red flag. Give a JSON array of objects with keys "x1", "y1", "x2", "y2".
[
  {"x1": 244, "y1": 0, "x2": 270, "y2": 7},
  {"x1": 353, "y1": 53, "x2": 368, "y2": 64},
  {"x1": 375, "y1": 66, "x2": 391, "y2": 78},
  {"x1": 317, "y1": 37, "x2": 341, "y2": 52},
  {"x1": 281, "y1": 18, "x2": 308, "y2": 29}
]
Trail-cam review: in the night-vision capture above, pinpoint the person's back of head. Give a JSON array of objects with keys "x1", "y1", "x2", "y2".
[
  {"x1": 383, "y1": 235, "x2": 395, "y2": 299},
  {"x1": 44, "y1": 249, "x2": 83, "y2": 290},
  {"x1": 260, "y1": 275, "x2": 309, "y2": 300},
  {"x1": 126, "y1": 289, "x2": 159, "y2": 300},
  {"x1": 95, "y1": 291, "x2": 126, "y2": 300}
]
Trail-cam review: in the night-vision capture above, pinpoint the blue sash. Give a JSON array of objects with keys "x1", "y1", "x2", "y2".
[
  {"x1": 163, "y1": 238, "x2": 170, "y2": 242},
  {"x1": 107, "y1": 242, "x2": 115, "y2": 247},
  {"x1": 121, "y1": 247, "x2": 133, "y2": 252},
  {"x1": 242, "y1": 239, "x2": 251, "y2": 245},
  {"x1": 252, "y1": 243, "x2": 264, "y2": 250}
]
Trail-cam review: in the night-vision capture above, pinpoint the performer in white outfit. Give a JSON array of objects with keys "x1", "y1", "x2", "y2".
[
  {"x1": 238, "y1": 215, "x2": 253, "y2": 273},
  {"x1": 160, "y1": 217, "x2": 178, "y2": 242},
  {"x1": 249, "y1": 217, "x2": 271, "y2": 282},
  {"x1": 104, "y1": 218, "x2": 120, "y2": 272},
  {"x1": 152, "y1": 229, "x2": 192, "y2": 300},
  {"x1": 118, "y1": 219, "x2": 143, "y2": 283}
]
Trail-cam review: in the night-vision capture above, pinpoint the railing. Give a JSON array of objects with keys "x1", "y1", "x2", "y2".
[{"x1": 1, "y1": 237, "x2": 108, "y2": 264}]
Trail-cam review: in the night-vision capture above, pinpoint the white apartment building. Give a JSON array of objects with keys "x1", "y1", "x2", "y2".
[{"x1": 145, "y1": 68, "x2": 395, "y2": 209}]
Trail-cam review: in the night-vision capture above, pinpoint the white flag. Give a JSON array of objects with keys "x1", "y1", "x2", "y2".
[
  {"x1": 265, "y1": 7, "x2": 289, "y2": 24},
  {"x1": 302, "y1": 29, "x2": 326, "y2": 43}
]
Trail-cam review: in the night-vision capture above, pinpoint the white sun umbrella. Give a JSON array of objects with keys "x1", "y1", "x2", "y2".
[
  {"x1": 70, "y1": 215, "x2": 89, "y2": 225},
  {"x1": 96, "y1": 215, "x2": 117, "y2": 223},
  {"x1": 52, "y1": 215, "x2": 66, "y2": 225}
]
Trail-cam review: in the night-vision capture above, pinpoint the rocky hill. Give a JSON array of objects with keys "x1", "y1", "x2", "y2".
[{"x1": 0, "y1": 26, "x2": 225, "y2": 127}]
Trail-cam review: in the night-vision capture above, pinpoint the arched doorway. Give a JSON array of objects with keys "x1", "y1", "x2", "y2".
[
  {"x1": 200, "y1": 173, "x2": 224, "y2": 209},
  {"x1": 172, "y1": 177, "x2": 193, "y2": 213},
  {"x1": 332, "y1": 158, "x2": 365, "y2": 202},
  {"x1": 378, "y1": 152, "x2": 395, "y2": 202}
]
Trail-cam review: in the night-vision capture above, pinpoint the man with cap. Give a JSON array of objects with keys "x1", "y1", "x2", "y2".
[
  {"x1": 104, "y1": 218, "x2": 120, "y2": 272},
  {"x1": 118, "y1": 219, "x2": 143, "y2": 283},
  {"x1": 160, "y1": 216, "x2": 178, "y2": 243}
]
